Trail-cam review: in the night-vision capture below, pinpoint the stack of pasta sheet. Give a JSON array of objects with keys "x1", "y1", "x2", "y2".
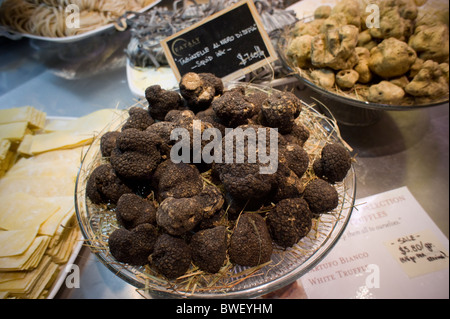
[
  {"x1": 0, "y1": 106, "x2": 46, "y2": 177},
  {"x1": 0, "y1": 107, "x2": 128, "y2": 299}
]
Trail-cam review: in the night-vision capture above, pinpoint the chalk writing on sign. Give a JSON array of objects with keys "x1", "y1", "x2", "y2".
[{"x1": 160, "y1": 0, "x2": 277, "y2": 82}]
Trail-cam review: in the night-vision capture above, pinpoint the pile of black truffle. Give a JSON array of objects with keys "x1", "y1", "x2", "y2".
[{"x1": 86, "y1": 72, "x2": 352, "y2": 281}]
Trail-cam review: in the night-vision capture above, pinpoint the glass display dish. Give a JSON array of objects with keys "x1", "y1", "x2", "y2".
[
  {"x1": 75, "y1": 83, "x2": 356, "y2": 299},
  {"x1": 276, "y1": 0, "x2": 449, "y2": 125}
]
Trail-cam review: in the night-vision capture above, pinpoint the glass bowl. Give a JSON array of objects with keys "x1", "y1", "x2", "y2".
[
  {"x1": 276, "y1": 23, "x2": 449, "y2": 125},
  {"x1": 75, "y1": 83, "x2": 356, "y2": 299}
]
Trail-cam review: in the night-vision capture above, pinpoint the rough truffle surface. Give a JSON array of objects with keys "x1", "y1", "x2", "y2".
[
  {"x1": 86, "y1": 163, "x2": 133, "y2": 204},
  {"x1": 115, "y1": 193, "x2": 157, "y2": 229},
  {"x1": 229, "y1": 213, "x2": 273, "y2": 267},
  {"x1": 261, "y1": 91, "x2": 302, "y2": 134},
  {"x1": 313, "y1": 143, "x2": 351, "y2": 184},
  {"x1": 190, "y1": 226, "x2": 228, "y2": 273},
  {"x1": 145, "y1": 85, "x2": 185, "y2": 121},
  {"x1": 121, "y1": 106, "x2": 154, "y2": 131},
  {"x1": 266, "y1": 198, "x2": 312, "y2": 248},
  {"x1": 108, "y1": 223, "x2": 158, "y2": 266},
  {"x1": 151, "y1": 234, "x2": 191, "y2": 279},
  {"x1": 110, "y1": 128, "x2": 162, "y2": 181},
  {"x1": 303, "y1": 179, "x2": 339, "y2": 214}
]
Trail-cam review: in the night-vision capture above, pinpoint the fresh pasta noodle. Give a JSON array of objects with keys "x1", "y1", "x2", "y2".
[{"x1": 0, "y1": 0, "x2": 156, "y2": 38}]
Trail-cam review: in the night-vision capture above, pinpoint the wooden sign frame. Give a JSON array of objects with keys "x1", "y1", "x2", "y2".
[{"x1": 160, "y1": 0, "x2": 278, "y2": 82}]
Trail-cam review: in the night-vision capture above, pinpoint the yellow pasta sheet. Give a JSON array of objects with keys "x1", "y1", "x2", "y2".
[
  {"x1": 19, "y1": 108, "x2": 127, "y2": 156},
  {"x1": 0, "y1": 193, "x2": 60, "y2": 231}
]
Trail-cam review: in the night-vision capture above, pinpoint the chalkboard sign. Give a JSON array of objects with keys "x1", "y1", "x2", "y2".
[{"x1": 160, "y1": 0, "x2": 278, "y2": 82}]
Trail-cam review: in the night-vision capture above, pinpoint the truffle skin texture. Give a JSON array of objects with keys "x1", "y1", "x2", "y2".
[
  {"x1": 266, "y1": 198, "x2": 312, "y2": 248},
  {"x1": 110, "y1": 128, "x2": 162, "y2": 181},
  {"x1": 261, "y1": 91, "x2": 302, "y2": 134},
  {"x1": 86, "y1": 163, "x2": 133, "y2": 204},
  {"x1": 151, "y1": 234, "x2": 191, "y2": 279},
  {"x1": 145, "y1": 85, "x2": 184, "y2": 121},
  {"x1": 156, "y1": 197, "x2": 204, "y2": 236},
  {"x1": 121, "y1": 106, "x2": 154, "y2": 131},
  {"x1": 115, "y1": 193, "x2": 157, "y2": 230},
  {"x1": 229, "y1": 213, "x2": 273, "y2": 267},
  {"x1": 212, "y1": 89, "x2": 257, "y2": 127},
  {"x1": 190, "y1": 226, "x2": 228, "y2": 273},
  {"x1": 152, "y1": 160, "x2": 203, "y2": 201},
  {"x1": 100, "y1": 131, "x2": 120, "y2": 157},
  {"x1": 303, "y1": 179, "x2": 339, "y2": 214},
  {"x1": 313, "y1": 143, "x2": 351, "y2": 184},
  {"x1": 108, "y1": 223, "x2": 159, "y2": 266},
  {"x1": 282, "y1": 143, "x2": 309, "y2": 178},
  {"x1": 179, "y1": 72, "x2": 223, "y2": 112}
]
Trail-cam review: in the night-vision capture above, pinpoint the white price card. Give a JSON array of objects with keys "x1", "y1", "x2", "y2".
[
  {"x1": 299, "y1": 186, "x2": 449, "y2": 299},
  {"x1": 385, "y1": 229, "x2": 449, "y2": 278}
]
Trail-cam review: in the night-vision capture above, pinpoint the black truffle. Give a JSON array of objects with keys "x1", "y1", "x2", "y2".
[
  {"x1": 266, "y1": 198, "x2": 312, "y2": 248},
  {"x1": 213, "y1": 125, "x2": 279, "y2": 201},
  {"x1": 100, "y1": 131, "x2": 120, "y2": 158},
  {"x1": 179, "y1": 72, "x2": 223, "y2": 112},
  {"x1": 283, "y1": 122, "x2": 310, "y2": 147},
  {"x1": 190, "y1": 226, "x2": 228, "y2": 273},
  {"x1": 152, "y1": 160, "x2": 203, "y2": 201},
  {"x1": 145, "y1": 85, "x2": 185, "y2": 121},
  {"x1": 194, "y1": 184, "x2": 225, "y2": 219},
  {"x1": 121, "y1": 106, "x2": 154, "y2": 131},
  {"x1": 261, "y1": 91, "x2": 302, "y2": 134},
  {"x1": 86, "y1": 163, "x2": 133, "y2": 204},
  {"x1": 302, "y1": 179, "x2": 339, "y2": 214},
  {"x1": 282, "y1": 143, "x2": 309, "y2": 178},
  {"x1": 151, "y1": 234, "x2": 191, "y2": 279},
  {"x1": 156, "y1": 197, "x2": 204, "y2": 236},
  {"x1": 108, "y1": 223, "x2": 159, "y2": 266},
  {"x1": 229, "y1": 213, "x2": 273, "y2": 267},
  {"x1": 211, "y1": 89, "x2": 258, "y2": 127},
  {"x1": 115, "y1": 193, "x2": 157, "y2": 229},
  {"x1": 313, "y1": 143, "x2": 352, "y2": 184},
  {"x1": 110, "y1": 128, "x2": 162, "y2": 181}
]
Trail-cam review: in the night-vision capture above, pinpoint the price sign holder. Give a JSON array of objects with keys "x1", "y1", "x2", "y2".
[{"x1": 160, "y1": 0, "x2": 278, "y2": 82}]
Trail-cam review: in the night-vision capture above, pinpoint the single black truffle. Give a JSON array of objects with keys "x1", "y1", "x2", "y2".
[
  {"x1": 145, "y1": 84, "x2": 185, "y2": 121},
  {"x1": 211, "y1": 89, "x2": 258, "y2": 127},
  {"x1": 115, "y1": 193, "x2": 157, "y2": 229},
  {"x1": 190, "y1": 226, "x2": 228, "y2": 273},
  {"x1": 282, "y1": 143, "x2": 309, "y2": 178},
  {"x1": 110, "y1": 128, "x2": 162, "y2": 181},
  {"x1": 313, "y1": 143, "x2": 352, "y2": 184},
  {"x1": 261, "y1": 91, "x2": 302, "y2": 134},
  {"x1": 302, "y1": 178, "x2": 339, "y2": 214},
  {"x1": 121, "y1": 106, "x2": 154, "y2": 131},
  {"x1": 283, "y1": 122, "x2": 310, "y2": 147},
  {"x1": 266, "y1": 198, "x2": 312, "y2": 248},
  {"x1": 152, "y1": 160, "x2": 203, "y2": 201},
  {"x1": 100, "y1": 131, "x2": 120, "y2": 158},
  {"x1": 108, "y1": 223, "x2": 159, "y2": 266},
  {"x1": 150, "y1": 234, "x2": 191, "y2": 279},
  {"x1": 156, "y1": 196, "x2": 204, "y2": 236},
  {"x1": 229, "y1": 213, "x2": 273, "y2": 267},
  {"x1": 86, "y1": 163, "x2": 133, "y2": 204},
  {"x1": 179, "y1": 72, "x2": 223, "y2": 112},
  {"x1": 193, "y1": 184, "x2": 225, "y2": 219},
  {"x1": 271, "y1": 164, "x2": 304, "y2": 202}
]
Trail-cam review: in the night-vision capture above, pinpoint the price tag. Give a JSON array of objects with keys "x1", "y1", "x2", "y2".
[
  {"x1": 385, "y1": 229, "x2": 449, "y2": 278},
  {"x1": 160, "y1": 0, "x2": 278, "y2": 82}
]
